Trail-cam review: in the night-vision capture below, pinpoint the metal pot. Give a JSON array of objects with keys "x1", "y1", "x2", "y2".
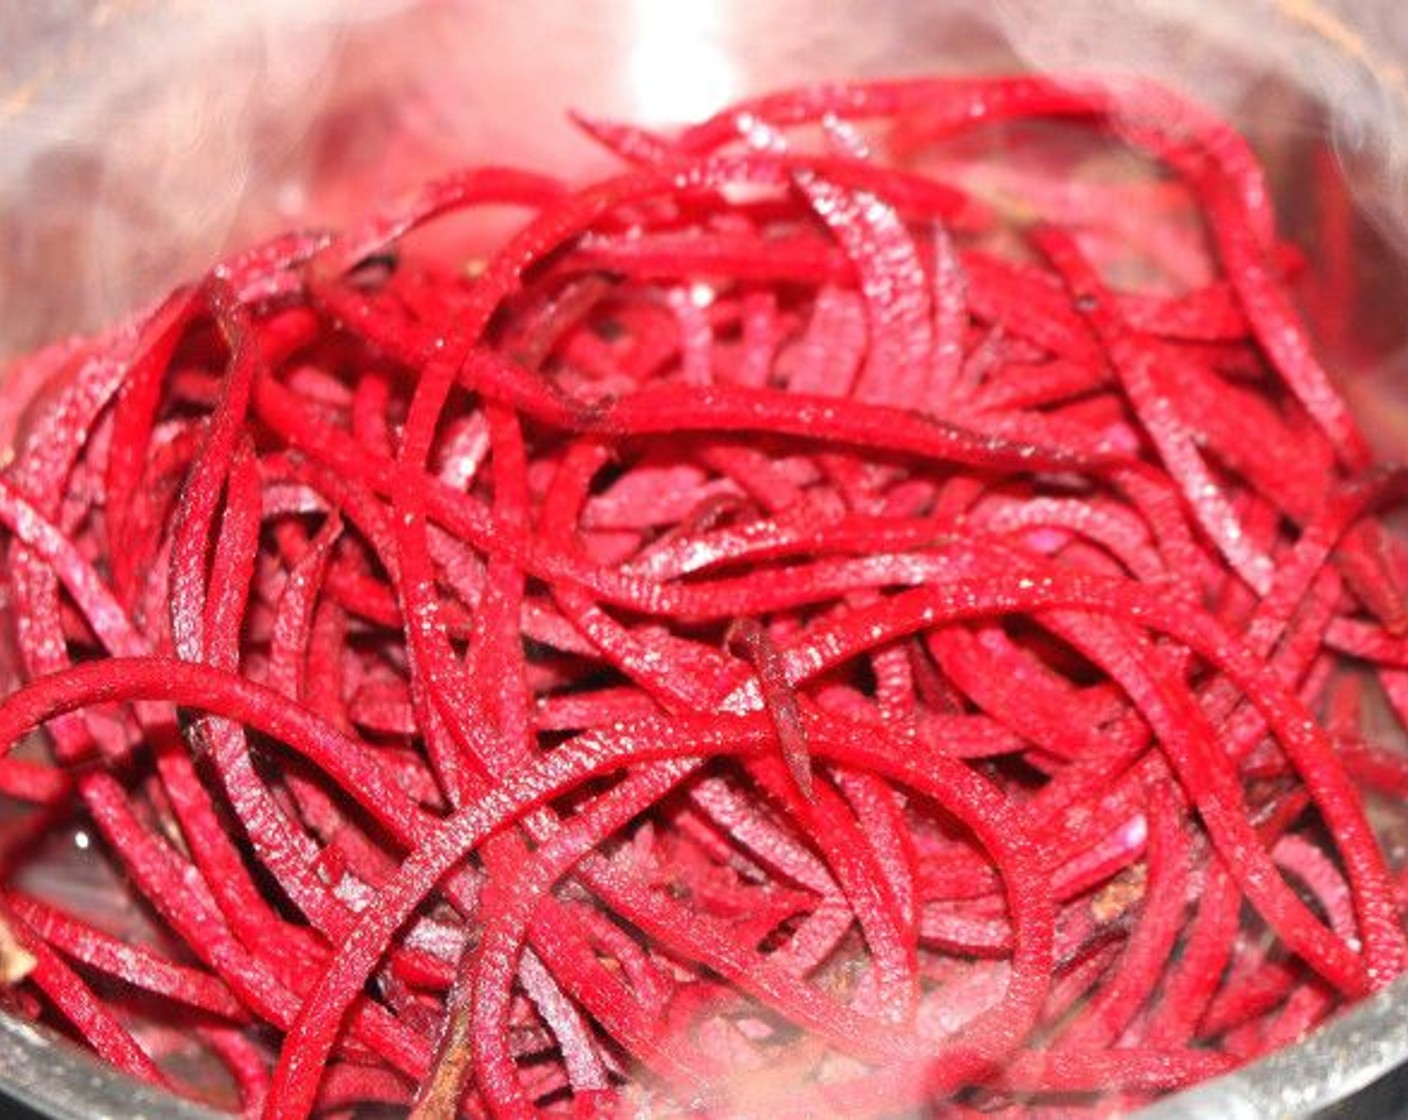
[{"x1": 2, "y1": 3, "x2": 1408, "y2": 1116}]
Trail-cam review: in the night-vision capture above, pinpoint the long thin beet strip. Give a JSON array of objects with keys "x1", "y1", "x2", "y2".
[
  {"x1": 726, "y1": 618, "x2": 815, "y2": 801},
  {"x1": 1034, "y1": 226, "x2": 1275, "y2": 594},
  {"x1": 0, "y1": 897, "x2": 171, "y2": 1090},
  {"x1": 7, "y1": 893, "x2": 244, "y2": 1020}
]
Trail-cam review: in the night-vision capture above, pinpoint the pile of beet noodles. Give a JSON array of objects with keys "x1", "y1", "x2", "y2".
[{"x1": 1, "y1": 73, "x2": 1408, "y2": 1117}]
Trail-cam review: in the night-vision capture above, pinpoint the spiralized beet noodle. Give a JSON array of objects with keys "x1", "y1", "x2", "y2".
[{"x1": 0, "y1": 74, "x2": 1406, "y2": 1118}]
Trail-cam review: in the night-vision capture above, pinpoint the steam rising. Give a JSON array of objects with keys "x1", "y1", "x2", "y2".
[
  {"x1": 990, "y1": 0, "x2": 1408, "y2": 252},
  {"x1": 1, "y1": 1, "x2": 1407, "y2": 358}
]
